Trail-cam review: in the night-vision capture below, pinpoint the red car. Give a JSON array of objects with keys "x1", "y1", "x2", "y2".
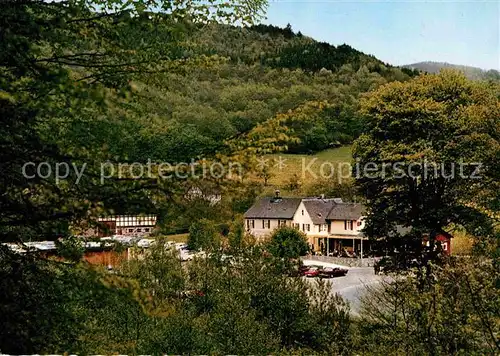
[
  {"x1": 303, "y1": 266, "x2": 320, "y2": 277},
  {"x1": 288, "y1": 264, "x2": 311, "y2": 277},
  {"x1": 319, "y1": 267, "x2": 348, "y2": 278}
]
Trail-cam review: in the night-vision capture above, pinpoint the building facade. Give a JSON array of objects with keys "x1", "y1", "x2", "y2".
[
  {"x1": 244, "y1": 196, "x2": 301, "y2": 236},
  {"x1": 96, "y1": 215, "x2": 157, "y2": 237},
  {"x1": 244, "y1": 193, "x2": 368, "y2": 255}
]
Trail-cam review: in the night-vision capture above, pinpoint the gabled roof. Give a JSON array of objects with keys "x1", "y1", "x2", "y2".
[
  {"x1": 244, "y1": 197, "x2": 302, "y2": 219},
  {"x1": 326, "y1": 203, "x2": 365, "y2": 221},
  {"x1": 302, "y1": 198, "x2": 338, "y2": 224}
]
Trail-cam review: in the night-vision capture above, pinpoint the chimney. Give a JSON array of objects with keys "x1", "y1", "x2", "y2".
[{"x1": 271, "y1": 189, "x2": 282, "y2": 203}]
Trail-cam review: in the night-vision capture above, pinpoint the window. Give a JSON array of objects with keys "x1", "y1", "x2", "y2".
[
  {"x1": 357, "y1": 220, "x2": 362, "y2": 226},
  {"x1": 317, "y1": 224, "x2": 322, "y2": 232},
  {"x1": 267, "y1": 220, "x2": 271, "y2": 229},
  {"x1": 250, "y1": 220, "x2": 255, "y2": 229},
  {"x1": 344, "y1": 220, "x2": 354, "y2": 230},
  {"x1": 301, "y1": 210, "x2": 304, "y2": 215},
  {"x1": 144, "y1": 228, "x2": 150, "y2": 232},
  {"x1": 324, "y1": 224, "x2": 328, "y2": 232},
  {"x1": 278, "y1": 220, "x2": 286, "y2": 227},
  {"x1": 293, "y1": 223, "x2": 300, "y2": 230},
  {"x1": 305, "y1": 224, "x2": 310, "y2": 232},
  {"x1": 262, "y1": 220, "x2": 265, "y2": 229},
  {"x1": 128, "y1": 229, "x2": 133, "y2": 233},
  {"x1": 344, "y1": 221, "x2": 354, "y2": 230}
]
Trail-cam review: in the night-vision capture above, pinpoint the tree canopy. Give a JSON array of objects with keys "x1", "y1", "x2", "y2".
[
  {"x1": 267, "y1": 226, "x2": 310, "y2": 259},
  {"x1": 353, "y1": 70, "x2": 500, "y2": 266}
]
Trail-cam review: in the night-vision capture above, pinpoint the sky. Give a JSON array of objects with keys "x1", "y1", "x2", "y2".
[{"x1": 263, "y1": 0, "x2": 499, "y2": 70}]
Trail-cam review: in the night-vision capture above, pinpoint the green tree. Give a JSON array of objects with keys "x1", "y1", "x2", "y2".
[
  {"x1": 357, "y1": 257, "x2": 500, "y2": 355},
  {"x1": 0, "y1": 1, "x2": 271, "y2": 353},
  {"x1": 227, "y1": 220, "x2": 248, "y2": 250},
  {"x1": 0, "y1": 0, "x2": 268, "y2": 242},
  {"x1": 267, "y1": 226, "x2": 309, "y2": 259},
  {"x1": 353, "y1": 70, "x2": 500, "y2": 270},
  {"x1": 256, "y1": 163, "x2": 274, "y2": 186},
  {"x1": 188, "y1": 219, "x2": 221, "y2": 251},
  {"x1": 55, "y1": 235, "x2": 85, "y2": 262},
  {"x1": 187, "y1": 246, "x2": 351, "y2": 353},
  {"x1": 285, "y1": 173, "x2": 302, "y2": 192}
]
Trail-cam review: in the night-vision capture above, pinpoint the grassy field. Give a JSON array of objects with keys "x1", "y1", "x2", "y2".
[
  {"x1": 260, "y1": 146, "x2": 353, "y2": 195},
  {"x1": 450, "y1": 230, "x2": 474, "y2": 255},
  {"x1": 158, "y1": 233, "x2": 189, "y2": 243}
]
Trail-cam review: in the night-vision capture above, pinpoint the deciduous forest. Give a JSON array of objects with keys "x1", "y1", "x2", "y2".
[{"x1": 0, "y1": 0, "x2": 498, "y2": 354}]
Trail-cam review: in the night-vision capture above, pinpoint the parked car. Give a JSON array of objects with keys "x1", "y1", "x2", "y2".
[
  {"x1": 175, "y1": 242, "x2": 188, "y2": 250},
  {"x1": 288, "y1": 263, "x2": 310, "y2": 277},
  {"x1": 374, "y1": 256, "x2": 420, "y2": 274},
  {"x1": 303, "y1": 266, "x2": 320, "y2": 277},
  {"x1": 319, "y1": 267, "x2": 348, "y2": 278},
  {"x1": 179, "y1": 250, "x2": 195, "y2": 261},
  {"x1": 137, "y1": 238, "x2": 155, "y2": 248},
  {"x1": 298, "y1": 264, "x2": 311, "y2": 276}
]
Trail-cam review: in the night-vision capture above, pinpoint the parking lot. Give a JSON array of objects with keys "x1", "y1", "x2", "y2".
[{"x1": 302, "y1": 259, "x2": 384, "y2": 314}]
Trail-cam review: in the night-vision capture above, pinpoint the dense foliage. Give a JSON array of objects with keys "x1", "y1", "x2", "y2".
[
  {"x1": 1, "y1": 0, "x2": 498, "y2": 354},
  {"x1": 358, "y1": 257, "x2": 499, "y2": 354},
  {"x1": 0, "y1": 242, "x2": 352, "y2": 354},
  {"x1": 2, "y1": 236, "x2": 497, "y2": 354},
  {"x1": 266, "y1": 226, "x2": 310, "y2": 259},
  {"x1": 354, "y1": 70, "x2": 500, "y2": 268},
  {"x1": 44, "y1": 22, "x2": 417, "y2": 162}
]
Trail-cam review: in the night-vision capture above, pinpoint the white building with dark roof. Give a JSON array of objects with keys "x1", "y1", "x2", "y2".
[
  {"x1": 243, "y1": 193, "x2": 302, "y2": 236},
  {"x1": 244, "y1": 192, "x2": 367, "y2": 254}
]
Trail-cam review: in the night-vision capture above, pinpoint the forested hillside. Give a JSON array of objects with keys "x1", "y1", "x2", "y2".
[
  {"x1": 2, "y1": 3, "x2": 417, "y2": 239},
  {"x1": 47, "y1": 22, "x2": 418, "y2": 162},
  {"x1": 2, "y1": 2, "x2": 499, "y2": 354},
  {"x1": 404, "y1": 61, "x2": 500, "y2": 81}
]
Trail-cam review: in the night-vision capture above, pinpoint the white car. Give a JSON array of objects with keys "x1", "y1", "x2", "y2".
[
  {"x1": 85, "y1": 241, "x2": 101, "y2": 249},
  {"x1": 179, "y1": 250, "x2": 195, "y2": 261},
  {"x1": 114, "y1": 236, "x2": 134, "y2": 245},
  {"x1": 137, "y1": 238, "x2": 155, "y2": 248},
  {"x1": 175, "y1": 242, "x2": 188, "y2": 250}
]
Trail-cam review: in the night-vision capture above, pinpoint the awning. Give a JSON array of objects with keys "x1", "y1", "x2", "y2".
[{"x1": 326, "y1": 234, "x2": 368, "y2": 241}]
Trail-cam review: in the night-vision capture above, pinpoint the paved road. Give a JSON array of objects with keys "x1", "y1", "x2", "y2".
[
  {"x1": 329, "y1": 267, "x2": 382, "y2": 313},
  {"x1": 302, "y1": 260, "x2": 384, "y2": 313}
]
